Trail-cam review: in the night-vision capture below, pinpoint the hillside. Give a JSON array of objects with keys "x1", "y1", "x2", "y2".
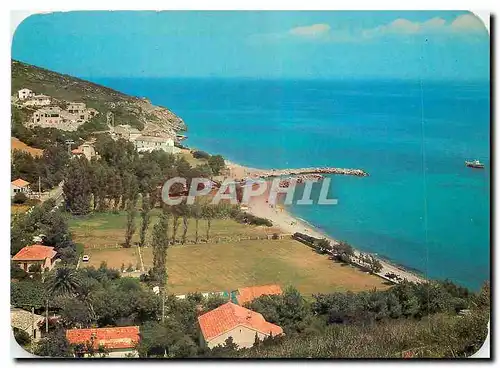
[
  {"x1": 11, "y1": 60, "x2": 186, "y2": 136},
  {"x1": 11, "y1": 137, "x2": 43, "y2": 157}
]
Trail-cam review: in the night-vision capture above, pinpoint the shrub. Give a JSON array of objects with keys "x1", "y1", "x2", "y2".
[
  {"x1": 13, "y1": 192, "x2": 28, "y2": 204},
  {"x1": 28, "y1": 264, "x2": 42, "y2": 273},
  {"x1": 192, "y1": 150, "x2": 210, "y2": 160}
]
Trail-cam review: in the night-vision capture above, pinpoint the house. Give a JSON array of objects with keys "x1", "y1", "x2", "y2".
[
  {"x1": 24, "y1": 94, "x2": 51, "y2": 106},
  {"x1": 66, "y1": 326, "x2": 140, "y2": 357},
  {"x1": 32, "y1": 106, "x2": 62, "y2": 127},
  {"x1": 134, "y1": 135, "x2": 180, "y2": 154},
  {"x1": 11, "y1": 307, "x2": 45, "y2": 342},
  {"x1": 66, "y1": 102, "x2": 86, "y2": 114},
  {"x1": 198, "y1": 302, "x2": 283, "y2": 349},
  {"x1": 12, "y1": 244, "x2": 57, "y2": 273},
  {"x1": 11, "y1": 178, "x2": 31, "y2": 198},
  {"x1": 17, "y1": 88, "x2": 33, "y2": 100},
  {"x1": 233, "y1": 284, "x2": 283, "y2": 306},
  {"x1": 72, "y1": 142, "x2": 97, "y2": 160},
  {"x1": 112, "y1": 125, "x2": 142, "y2": 142}
]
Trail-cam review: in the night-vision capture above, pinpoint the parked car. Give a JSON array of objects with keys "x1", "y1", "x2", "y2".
[{"x1": 82, "y1": 255, "x2": 90, "y2": 262}]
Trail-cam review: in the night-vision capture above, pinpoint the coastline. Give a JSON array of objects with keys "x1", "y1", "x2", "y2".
[{"x1": 225, "y1": 160, "x2": 427, "y2": 285}]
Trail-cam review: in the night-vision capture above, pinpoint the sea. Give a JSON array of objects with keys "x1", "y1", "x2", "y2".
[{"x1": 91, "y1": 77, "x2": 490, "y2": 291}]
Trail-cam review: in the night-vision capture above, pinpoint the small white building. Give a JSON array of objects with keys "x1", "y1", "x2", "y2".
[
  {"x1": 72, "y1": 142, "x2": 97, "y2": 161},
  {"x1": 23, "y1": 94, "x2": 51, "y2": 107},
  {"x1": 134, "y1": 135, "x2": 180, "y2": 154},
  {"x1": 67, "y1": 102, "x2": 86, "y2": 114},
  {"x1": 17, "y1": 88, "x2": 34, "y2": 100},
  {"x1": 112, "y1": 125, "x2": 142, "y2": 142},
  {"x1": 11, "y1": 179, "x2": 31, "y2": 198}
]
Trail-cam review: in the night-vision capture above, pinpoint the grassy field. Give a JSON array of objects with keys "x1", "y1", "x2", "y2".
[
  {"x1": 68, "y1": 210, "x2": 280, "y2": 249},
  {"x1": 83, "y1": 239, "x2": 389, "y2": 295}
]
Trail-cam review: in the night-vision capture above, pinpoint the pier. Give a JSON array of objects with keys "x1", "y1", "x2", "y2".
[{"x1": 254, "y1": 167, "x2": 369, "y2": 179}]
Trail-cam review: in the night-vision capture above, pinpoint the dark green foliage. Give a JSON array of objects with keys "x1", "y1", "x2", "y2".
[
  {"x1": 208, "y1": 154, "x2": 225, "y2": 175},
  {"x1": 11, "y1": 280, "x2": 48, "y2": 309},
  {"x1": 124, "y1": 201, "x2": 137, "y2": 248},
  {"x1": 245, "y1": 286, "x2": 313, "y2": 335},
  {"x1": 13, "y1": 327, "x2": 31, "y2": 347},
  {"x1": 232, "y1": 211, "x2": 273, "y2": 227},
  {"x1": 11, "y1": 263, "x2": 28, "y2": 280},
  {"x1": 63, "y1": 157, "x2": 92, "y2": 215},
  {"x1": 192, "y1": 150, "x2": 210, "y2": 160},
  {"x1": 151, "y1": 213, "x2": 170, "y2": 287},
  {"x1": 12, "y1": 192, "x2": 28, "y2": 204},
  {"x1": 34, "y1": 328, "x2": 72, "y2": 357},
  {"x1": 28, "y1": 264, "x2": 42, "y2": 273}
]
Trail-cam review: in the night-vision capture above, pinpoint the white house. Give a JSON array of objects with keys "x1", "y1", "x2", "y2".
[
  {"x1": 23, "y1": 94, "x2": 51, "y2": 107},
  {"x1": 17, "y1": 88, "x2": 33, "y2": 100},
  {"x1": 11, "y1": 178, "x2": 31, "y2": 198},
  {"x1": 112, "y1": 125, "x2": 142, "y2": 142},
  {"x1": 198, "y1": 302, "x2": 283, "y2": 349},
  {"x1": 134, "y1": 135, "x2": 180, "y2": 154}
]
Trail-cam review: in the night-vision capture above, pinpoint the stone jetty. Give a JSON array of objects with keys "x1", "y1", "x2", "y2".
[{"x1": 255, "y1": 167, "x2": 369, "y2": 179}]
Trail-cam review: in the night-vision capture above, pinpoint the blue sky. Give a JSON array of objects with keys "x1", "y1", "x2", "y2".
[{"x1": 12, "y1": 11, "x2": 489, "y2": 80}]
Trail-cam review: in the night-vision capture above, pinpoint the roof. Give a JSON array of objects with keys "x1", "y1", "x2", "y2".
[
  {"x1": 12, "y1": 244, "x2": 57, "y2": 261},
  {"x1": 236, "y1": 284, "x2": 283, "y2": 306},
  {"x1": 11, "y1": 178, "x2": 30, "y2": 188},
  {"x1": 11, "y1": 307, "x2": 45, "y2": 332},
  {"x1": 71, "y1": 148, "x2": 83, "y2": 155},
  {"x1": 66, "y1": 326, "x2": 140, "y2": 350},
  {"x1": 198, "y1": 302, "x2": 283, "y2": 342}
]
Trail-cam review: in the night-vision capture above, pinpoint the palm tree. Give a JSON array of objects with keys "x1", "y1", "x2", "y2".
[{"x1": 46, "y1": 267, "x2": 81, "y2": 297}]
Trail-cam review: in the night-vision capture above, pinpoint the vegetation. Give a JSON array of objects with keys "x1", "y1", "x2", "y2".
[{"x1": 12, "y1": 59, "x2": 184, "y2": 132}]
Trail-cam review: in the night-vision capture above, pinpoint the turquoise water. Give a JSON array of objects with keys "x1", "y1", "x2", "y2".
[{"x1": 93, "y1": 78, "x2": 490, "y2": 290}]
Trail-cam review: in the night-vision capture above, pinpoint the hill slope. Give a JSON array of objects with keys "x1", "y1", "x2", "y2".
[{"x1": 11, "y1": 60, "x2": 186, "y2": 135}]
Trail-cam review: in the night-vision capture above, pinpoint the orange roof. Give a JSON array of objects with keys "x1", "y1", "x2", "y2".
[
  {"x1": 71, "y1": 148, "x2": 83, "y2": 155},
  {"x1": 236, "y1": 284, "x2": 283, "y2": 306},
  {"x1": 198, "y1": 302, "x2": 283, "y2": 341},
  {"x1": 66, "y1": 326, "x2": 140, "y2": 350},
  {"x1": 12, "y1": 244, "x2": 57, "y2": 261},
  {"x1": 11, "y1": 178, "x2": 30, "y2": 188}
]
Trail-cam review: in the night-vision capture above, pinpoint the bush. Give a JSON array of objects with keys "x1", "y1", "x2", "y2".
[
  {"x1": 12, "y1": 192, "x2": 28, "y2": 204},
  {"x1": 11, "y1": 264, "x2": 28, "y2": 280},
  {"x1": 28, "y1": 264, "x2": 42, "y2": 273},
  {"x1": 233, "y1": 212, "x2": 273, "y2": 227},
  {"x1": 13, "y1": 327, "x2": 31, "y2": 347},
  {"x1": 192, "y1": 150, "x2": 210, "y2": 160}
]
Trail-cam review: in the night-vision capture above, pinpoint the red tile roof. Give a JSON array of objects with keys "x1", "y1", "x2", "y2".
[
  {"x1": 236, "y1": 284, "x2": 283, "y2": 305},
  {"x1": 66, "y1": 326, "x2": 140, "y2": 350},
  {"x1": 12, "y1": 245, "x2": 57, "y2": 261},
  {"x1": 11, "y1": 178, "x2": 30, "y2": 188},
  {"x1": 198, "y1": 302, "x2": 283, "y2": 341},
  {"x1": 71, "y1": 148, "x2": 83, "y2": 155}
]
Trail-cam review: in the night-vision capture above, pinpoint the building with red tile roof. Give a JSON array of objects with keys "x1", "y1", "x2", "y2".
[
  {"x1": 12, "y1": 244, "x2": 57, "y2": 273},
  {"x1": 198, "y1": 302, "x2": 283, "y2": 349},
  {"x1": 66, "y1": 326, "x2": 140, "y2": 357},
  {"x1": 235, "y1": 284, "x2": 283, "y2": 306},
  {"x1": 11, "y1": 178, "x2": 31, "y2": 198}
]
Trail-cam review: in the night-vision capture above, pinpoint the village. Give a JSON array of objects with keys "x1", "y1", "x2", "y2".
[{"x1": 10, "y1": 63, "x2": 488, "y2": 359}]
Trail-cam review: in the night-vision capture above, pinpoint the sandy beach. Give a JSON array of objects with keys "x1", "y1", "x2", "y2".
[{"x1": 225, "y1": 160, "x2": 426, "y2": 285}]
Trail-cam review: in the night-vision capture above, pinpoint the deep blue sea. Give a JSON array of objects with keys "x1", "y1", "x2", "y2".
[{"x1": 92, "y1": 77, "x2": 490, "y2": 291}]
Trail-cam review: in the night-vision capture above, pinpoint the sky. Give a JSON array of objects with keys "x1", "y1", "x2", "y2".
[{"x1": 11, "y1": 11, "x2": 489, "y2": 80}]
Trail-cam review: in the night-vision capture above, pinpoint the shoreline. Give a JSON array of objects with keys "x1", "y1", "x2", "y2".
[{"x1": 224, "y1": 159, "x2": 427, "y2": 285}]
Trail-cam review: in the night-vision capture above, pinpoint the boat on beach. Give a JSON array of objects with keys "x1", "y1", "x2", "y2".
[{"x1": 465, "y1": 160, "x2": 485, "y2": 169}]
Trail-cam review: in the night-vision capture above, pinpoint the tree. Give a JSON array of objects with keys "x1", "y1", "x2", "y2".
[
  {"x1": 13, "y1": 327, "x2": 31, "y2": 347},
  {"x1": 331, "y1": 241, "x2": 354, "y2": 263},
  {"x1": 139, "y1": 195, "x2": 151, "y2": 247},
  {"x1": 124, "y1": 201, "x2": 137, "y2": 248},
  {"x1": 191, "y1": 201, "x2": 203, "y2": 244},
  {"x1": 12, "y1": 192, "x2": 28, "y2": 204},
  {"x1": 202, "y1": 203, "x2": 217, "y2": 241},
  {"x1": 151, "y1": 213, "x2": 169, "y2": 287},
  {"x1": 208, "y1": 154, "x2": 225, "y2": 175},
  {"x1": 366, "y1": 254, "x2": 383, "y2": 274},
  {"x1": 46, "y1": 267, "x2": 81, "y2": 298},
  {"x1": 63, "y1": 157, "x2": 92, "y2": 215},
  {"x1": 34, "y1": 328, "x2": 72, "y2": 357}
]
